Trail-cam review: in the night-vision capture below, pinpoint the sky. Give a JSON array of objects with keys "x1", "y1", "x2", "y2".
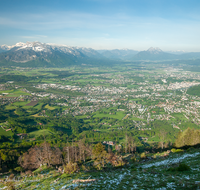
[{"x1": 0, "y1": 0, "x2": 200, "y2": 51}]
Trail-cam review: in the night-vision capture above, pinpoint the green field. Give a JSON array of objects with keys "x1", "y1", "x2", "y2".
[
  {"x1": 5, "y1": 105, "x2": 16, "y2": 110},
  {"x1": 0, "y1": 89, "x2": 31, "y2": 97},
  {"x1": 5, "y1": 100, "x2": 42, "y2": 111},
  {"x1": 0, "y1": 127, "x2": 13, "y2": 136},
  {"x1": 13, "y1": 101, "x2": 31, "y2": 106},
  {"x1": 129, "y1": 116, "x2": 146, "y2": 121},
  {"x1": 171, "y1": 113, "x2": 188, "y2": 121},
  {"x1": 34, "y1": 103, "x2": 44, "y2": 110},
  {"x1": 29, "y1": 129, "x2": 54, "y2": 138},
  {"x1": 45, "y1": 104, "x2": 55, "y2": 110},
  {"x1": 93, "y1": 111, "x2": 126, "y2": 120}
]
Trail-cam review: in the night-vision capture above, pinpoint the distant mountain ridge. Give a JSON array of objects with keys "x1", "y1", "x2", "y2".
[
  {"x1": 0, "y1": 41, "x2": 104, "y2": 58},
  {"x1": 1, "y1": 42, "x2": 200, "y2": 67},
  {"x1": 0, "y1": 41, "x2": 108, "y2": 67},
  {"x1": 132, "y1": 47, "x2": 179, "y2": 61},
  {"x1": 97, "y1": 49, "x2": 139, "y2": 60},
  {"x1": 131, "y1": 47, "x2": 200, "y2": 61},
  {"x1": 98, "y1": 47, "x2": 200, "y2": 61}
]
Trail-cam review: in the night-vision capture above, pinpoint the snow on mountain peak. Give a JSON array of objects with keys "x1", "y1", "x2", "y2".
[
  {"x1": 0, "y1": 41, "x2": 102, "y2": 57},
  {"x1": 147, "y1": 47, "x2": 162, "y2": 52},
  {"x1": 15, "y1": 42, "x2": 26, "y2": 47},
  {"x1": 0, "y1": 44, "x2": 10, "y2": 50},
  {"x1": 15, "y1": 41, "x2": 46, "y2": 52}
]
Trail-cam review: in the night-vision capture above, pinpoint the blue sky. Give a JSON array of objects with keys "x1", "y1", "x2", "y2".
[{"x1": 0, "y1": 0, "x2": 200, "y2": 51}]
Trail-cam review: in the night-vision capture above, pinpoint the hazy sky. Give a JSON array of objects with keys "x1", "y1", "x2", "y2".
[{"x1": 0, "y1": 0, "x2": 200, "y2": 51}]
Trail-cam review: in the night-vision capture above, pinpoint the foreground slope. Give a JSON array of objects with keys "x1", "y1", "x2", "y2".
[{"x1": 1, "y1": 148, "x2": 200, "y2": 190}]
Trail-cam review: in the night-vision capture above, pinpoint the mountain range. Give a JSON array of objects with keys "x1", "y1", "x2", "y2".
[
  {"x1": 0, "y1": 42, "x2": 108, "y2": 67},
  {"x1": 0, "y1": 42, "x2": 200, "y2": 67},
  {"x1": 97, "y1": 49, "x2": 139, "y2": 60}
]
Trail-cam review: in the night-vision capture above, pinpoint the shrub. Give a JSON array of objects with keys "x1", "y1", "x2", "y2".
[
  {"x1": 25, "y1": 170, "x2": 33, "y2": 176},
  {"x1": 64, "y1": 162, "x2": 79, "y2": 174},
  {"x1": 140, "y1": 152, "x2": 146, "y2": 159},
  {"x1": 14, "y1": 166, "x2": 23, "y2": 173},
  {"x1": 81, "y1": 164, "x2": 89, "y2": 171},
  {"x1": 177, "y1": 163, "x2": 190, "y2": 171},
  {"x1": 5, "y1": 181, "x2": 16, "y2": 190},
  {"x1": 115, "y1": 159, "x2": 127, "y2": 167},
  {"x1": 152, "y1": 154, "x2": 157, "y2": 159},
  {"x1": 167, "y1": 163, "x2": 190, "y2": 172},
  {"x1": 186, "y1": 147, "x2": 195, "y2": 152},
  {"x1": 131, "y1": 155, "x2": 137, "y2": 162},
  {"x1": 167, "y1": 167, "x2": 176, "y2": 172},
  {"x1": 171, "y1": 148, "x2": 184, "y2": 153},
  {"x1": 93, "y1": 161, "x2": 103, "y2": 170},
  {"x1": 109, "y1": 154, "x2": 127, "y2": 167},
  {"x1": 9, "y1": 173, "x2": 15, "y2": 180}
]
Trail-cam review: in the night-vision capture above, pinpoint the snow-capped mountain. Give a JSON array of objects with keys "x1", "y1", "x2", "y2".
[
  {"x1": 1, "y1": 41, "x2": 103, "y2": 58},
  {"x1": 0, "y1": 41, "x2": 106, "y2": 67},
  {"x1": 1, "y1": 42, "x2": 200, "y2": 66},
  {"x1": 147, "y1": 47, "x2": 163, "y2": 54},
  {"x1": 0, "y1": 42, "x2": 27, "y2": 52},
  {"x1": 0, "y1": 45, "x2": 11, "y2": 53}
]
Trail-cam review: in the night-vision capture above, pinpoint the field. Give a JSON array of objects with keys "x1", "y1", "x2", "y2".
[
  {"x1": 45, "y1": 104, "x2": 55, "y2": 110},
  {"x1": 0, "y1": 89, "x2": 31, "y2": 97},
  {"x1": 93, "y1": 111, "x2": 126, "y2": 120},
  {"x1": 25, "y1": 101, "x2": 38, "y2": 106},
  {"x1": 0, "y1": 127, "x2": 13, "y2": 136},
  {"x1": 31, "y1": 113, "x2": 43, "y2": 117},
  {"x1": 29, "y1": 129, "x2": 54, "y2": 138},
  {"x1": 33, "y1": 103, "x2": 44, "y2": 110}
]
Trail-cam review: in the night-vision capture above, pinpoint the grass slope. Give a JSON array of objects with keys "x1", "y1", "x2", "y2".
[
  {"x1": 0, "y1": 127, "x2": 13, "y2": 136},
  {"x1": 29, "y1": 129, "x2": 54, "y2": 138}
]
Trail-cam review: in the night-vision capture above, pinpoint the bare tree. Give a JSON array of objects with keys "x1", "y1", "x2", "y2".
[
  {"x1": 51, "y1": 146, "x2": 63, "y2": 165},
  {"x1": 18, "y1": 146, "x2": 43, "y2": 170},
  {"x1": 78, "y1": 138, "x2": 86, "y2": 162},
  {"x1": 63, "y1": 142, "x2": 70, "y2": 164},
  {"x1": 125, "y1": 134, "x2": 128, "y2": 153},
  {"x1": 159, "y1": 130, "x2": 167, "y2": 150}
]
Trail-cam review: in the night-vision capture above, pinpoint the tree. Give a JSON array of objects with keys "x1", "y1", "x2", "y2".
[
  {"x1": 18, "y1": 143, "x2": 63, "y2": 170},
  {"x1": 159, "y1": 130, "x2": 167, "y2": 150},
  {"x1": 175, "y1": 128, "x2": 200, "y2": 148},
  {"x1": 78, "y1": 138, "x2": 86, "y2": 162},
  {"x1": 92, "y1": 143, "x2": 108, "y2": 169}
]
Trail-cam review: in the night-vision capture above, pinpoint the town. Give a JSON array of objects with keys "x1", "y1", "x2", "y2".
[{"x1": 1, "y1": 65, "x2": 200, "y2": 144}]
